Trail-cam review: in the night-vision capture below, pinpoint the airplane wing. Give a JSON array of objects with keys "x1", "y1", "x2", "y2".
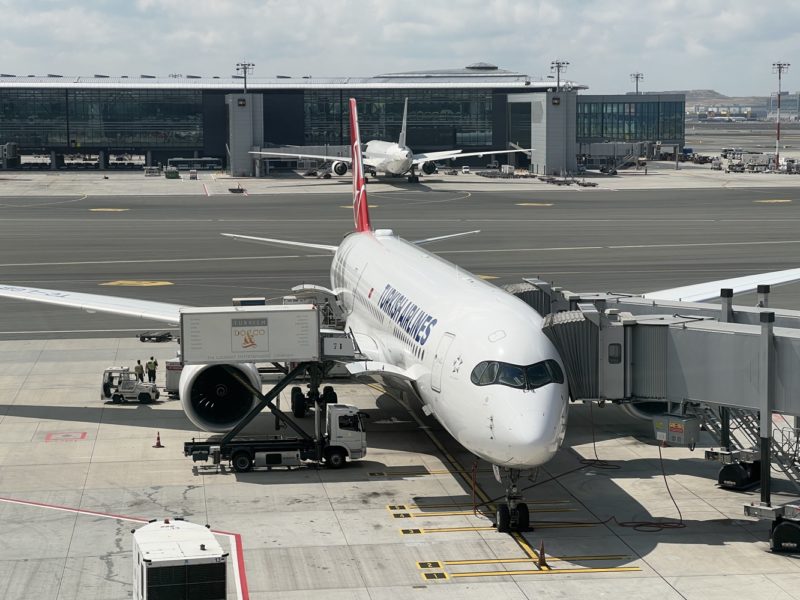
[
  {"x1": 249, "y1": 150, "x2": 353, "y2": 163},
  {"x1": 0, "y1": 284, "x2": 183, "y2": 324},
  {"x1": 412, "y1": 148, "x2": 532, "y2": 165},
  {"x1": 643, "y1": 267, "x2": 800, "y2": 303}
]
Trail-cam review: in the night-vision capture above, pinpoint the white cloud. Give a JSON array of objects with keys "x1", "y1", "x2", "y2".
[{"x1": 0, "y1": 0, "x2": 797, "y2": 94}]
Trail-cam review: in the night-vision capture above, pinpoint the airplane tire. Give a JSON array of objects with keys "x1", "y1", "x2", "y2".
[
  {"x1": 515, "y1": 503, "x2": 530, "y2": 531},
  {"x1": 496, "y1": 504, "x2": 511, "y2": 533},
  {"x1": 291, "y1": 387, "x2": 306, "y2": 418},
  {"x1": 231, "y1": 451, "x2": 253, "y2": 473},
  {"x1": 321, "y1": 386, "x2": 338, "y2": 404}
]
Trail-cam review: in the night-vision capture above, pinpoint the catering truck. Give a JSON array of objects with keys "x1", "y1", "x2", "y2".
[{"x1": 132, "y1": 518, "x2": 226, "y2": 600}]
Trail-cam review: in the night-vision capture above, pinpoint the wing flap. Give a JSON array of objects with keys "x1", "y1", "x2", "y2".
[
  {"x1": 643, "y1": 267, "x2": 800, "y2": 302},
  {"x1": 0, "y1": 284, "x2": 183, "y2": 323}
]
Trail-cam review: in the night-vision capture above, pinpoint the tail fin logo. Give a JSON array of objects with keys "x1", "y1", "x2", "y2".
[{"x1": 349, "y1": 98, "x2": 371, "y2": 232}]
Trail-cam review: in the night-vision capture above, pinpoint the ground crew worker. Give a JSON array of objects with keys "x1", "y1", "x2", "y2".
[
  {"x1": 134, "y1": 360, "x2": 144, "y2": 382},
  {"x1": 146, "y1": 356, "x2": 158, "y2": 383}
]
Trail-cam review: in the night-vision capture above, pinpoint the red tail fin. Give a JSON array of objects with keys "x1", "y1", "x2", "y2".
[{"x1": 350, "y1": 98, "x2": 371, "y2": 232}]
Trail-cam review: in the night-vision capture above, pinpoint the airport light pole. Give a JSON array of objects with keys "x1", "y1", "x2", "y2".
[
  {"x1": 236, "y1": 61, "x2": 255, "y2": 94},
  {"x1": 550, "y1": 60, "x2": 569, "y2": 92},
  {"x1": 630, "y1": 72, "x2": 644, "y2": 94},
  {"x1": 773, "y1": 62, "x2": 790, "y2": 169}
]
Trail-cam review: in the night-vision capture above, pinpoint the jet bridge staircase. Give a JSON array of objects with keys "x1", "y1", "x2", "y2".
[{"x1": 503, "y1": 279, "x2": 800, "y2": 551}]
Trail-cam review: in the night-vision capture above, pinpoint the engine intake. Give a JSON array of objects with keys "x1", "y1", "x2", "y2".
[
  {"x1": 179, "y1": 363, "x2": 261, "y2": 432},
  {"x1": 421, "y1": 161, "x2": 437, "y2": 175},
  {"x1": 332, "y1": 161, "x2": 348, "y2": 176}
]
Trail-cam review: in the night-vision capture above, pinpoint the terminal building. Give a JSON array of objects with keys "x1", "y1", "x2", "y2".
[{"x1": 0, "y1": 64, "x2": 685, "y2": 176}]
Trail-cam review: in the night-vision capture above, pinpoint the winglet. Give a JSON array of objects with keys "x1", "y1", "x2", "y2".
[
  {"x1": 350, "y1": 97, "x2": 371, "y2": 232},
  {"x1": 398, "y1": 97, "x2": 408, "y2": 148}
]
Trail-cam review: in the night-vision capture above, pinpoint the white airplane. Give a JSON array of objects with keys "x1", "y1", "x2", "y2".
[
  {"x1": 2, "y1": 99, "x2": 800, "y2": 533},
  {"x1": 250, "y1": 98, "x2": 530, "y2": 182}
]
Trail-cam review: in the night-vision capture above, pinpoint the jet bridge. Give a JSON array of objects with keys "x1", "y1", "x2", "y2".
[{"x1": 505, "y1": 279, "x2": 800, "y2": 551}]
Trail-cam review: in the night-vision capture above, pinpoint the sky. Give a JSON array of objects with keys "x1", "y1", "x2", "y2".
[{"x1": 1, "y1": 0, "x2": 798, "y2": 97}]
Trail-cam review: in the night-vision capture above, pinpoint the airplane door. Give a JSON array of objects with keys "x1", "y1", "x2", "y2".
[{"x1": 431, "y1": 333, "x2": 455, "y2": 393}]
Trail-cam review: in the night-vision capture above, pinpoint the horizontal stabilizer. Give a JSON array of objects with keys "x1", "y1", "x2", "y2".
[
  {"x1": 412, "y1": 230, "x2": 481, "y2": 246},
  {"x1": 221, "y1": 233, "x2": 338, "y2": 253},
  {"x1": 643, "y1": 267, "x2": 800, "y2": 303}
]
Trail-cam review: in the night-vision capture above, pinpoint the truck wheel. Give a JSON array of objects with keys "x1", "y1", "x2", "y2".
[
  {"x1": 111, "y1": 394, "x2": 123, "y2": 404},
  {"x1": 138, "y1": 393, "x2": 151, "y2": 403},
  {"x1": 324, "y1": 448, "x2": 347, "y2": 469},
  {"x1": 231, "y1": 451, "x2": 253, "y2": 473},
  {"x1": 321, "y1": 386, "x2": 338, "y2": 404}
]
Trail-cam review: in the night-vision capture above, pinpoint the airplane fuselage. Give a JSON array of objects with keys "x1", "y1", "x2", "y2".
[
  {"x1": 331, "y1": 229, "x2": 569, "y2": 469},
  {"x1": 363, "y1": 140, "x2": 413, "y2": 176}
]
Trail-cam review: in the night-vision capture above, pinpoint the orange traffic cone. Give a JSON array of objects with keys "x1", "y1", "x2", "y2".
[
  {"x1": 153, "y1": 432, "x2": 164, "y2": 448},
  {"x1": 537, "y1": 540, "x2": 549, "y2": 569}
]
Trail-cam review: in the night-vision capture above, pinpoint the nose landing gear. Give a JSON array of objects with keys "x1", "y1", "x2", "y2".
[{"x1": 495, "y1": 468, "x2": 530, "y2": 532}]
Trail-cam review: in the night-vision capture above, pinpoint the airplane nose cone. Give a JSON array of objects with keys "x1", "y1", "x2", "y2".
[{"x1": 494, "y1": 384, "x2": 567, "y2": 468}]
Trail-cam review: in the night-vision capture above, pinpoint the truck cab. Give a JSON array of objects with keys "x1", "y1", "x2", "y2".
[{"x1": 326, "y1": 404, "x2": 367, "y2": 463}]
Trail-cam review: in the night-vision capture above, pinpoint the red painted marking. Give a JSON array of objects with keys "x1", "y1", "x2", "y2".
[
  {"x1": 216, "y1": 529, "x2": 249, "y2": 599},
  {"x1": 368, "y1": 288, "x2": 374, "y2": 299},
  {"x1": 45, "y1": 431, "x2": 88, "y2": 442}
]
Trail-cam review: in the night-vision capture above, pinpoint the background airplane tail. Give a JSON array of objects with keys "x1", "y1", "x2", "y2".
[
  {"x1": 350, "y1": 97, "x2": 372, "y2": 232},
  {"x1": 398, "y1": 97, "x2": 408, "y2": 148}
]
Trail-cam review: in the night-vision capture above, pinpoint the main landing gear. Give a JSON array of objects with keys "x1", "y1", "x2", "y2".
[{"x1": 495, "y1": 468, "x2": 530, "y2": 533}]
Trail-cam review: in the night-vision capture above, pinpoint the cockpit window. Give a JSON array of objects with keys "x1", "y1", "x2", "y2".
[{"x1": 470, "y1": 359, "x2": 564, "y2": 390}]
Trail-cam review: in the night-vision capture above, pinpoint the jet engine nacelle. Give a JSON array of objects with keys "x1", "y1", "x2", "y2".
[
  {"x1": 332, "y1": 161, "x2": 348, "y2": 176},
  {"x1": 179, "y1": 363, "x2": 261, "y2": 432},
  {"x1": 421, "y1": 161, "x2": 437, "y2": 175}
]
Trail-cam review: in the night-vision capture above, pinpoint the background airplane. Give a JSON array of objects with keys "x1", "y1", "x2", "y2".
[{"x1": 251, "y1": 98, "x2": 531, "y2": 182}]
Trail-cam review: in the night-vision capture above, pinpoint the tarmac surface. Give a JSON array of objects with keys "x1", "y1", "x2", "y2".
[{"x1": 0, "y1": 171, "x2": 799, "y2": 599}]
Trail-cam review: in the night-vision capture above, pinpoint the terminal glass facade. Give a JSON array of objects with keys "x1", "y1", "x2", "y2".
[
  {"x1": 0, "y1": 88, "x2": 203, "y2": 149},
  {"x1": 304, "y1": 89, "x2": 494, "y2": 149},
  {"x1": 576, "y1": 98, "x2": 684, "y2": 144}
]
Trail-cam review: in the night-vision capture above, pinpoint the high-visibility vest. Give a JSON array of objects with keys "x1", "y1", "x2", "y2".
[{"x1": 146, "y1": 360, "x2": 156, "y2": 371}]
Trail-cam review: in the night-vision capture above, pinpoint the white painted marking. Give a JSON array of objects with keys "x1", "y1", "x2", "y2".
[{"x1": 203, "y1": 183, "x2": 210, "y2": 197}]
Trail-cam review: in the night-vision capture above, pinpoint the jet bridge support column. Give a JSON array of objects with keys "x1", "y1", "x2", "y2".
[
  {"x1": 759, "y1": 311, "x2": 775, "y2": 506},
  {"x1": 719, "y1": 288, "x2": 733, "y2": 450}
]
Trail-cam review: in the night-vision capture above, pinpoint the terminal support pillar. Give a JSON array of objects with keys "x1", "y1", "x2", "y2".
[{"x1": 759, "y1": 311, "x2": 775, "y2": 506}]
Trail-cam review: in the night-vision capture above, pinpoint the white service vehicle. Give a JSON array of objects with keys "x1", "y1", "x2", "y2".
[
  {"x1": 101, "y1": 367, "x2": 160, "y2": 404},
  {"x1": 132, "y1": 518, "x2": 226, "y2": 600}
]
